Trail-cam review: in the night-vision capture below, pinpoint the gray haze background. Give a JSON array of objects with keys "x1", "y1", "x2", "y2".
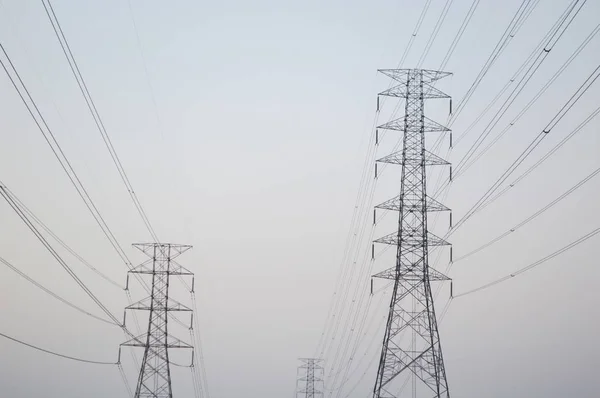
[{"x1": 0, "y1": 0, "x2": 599, "y2": 397}]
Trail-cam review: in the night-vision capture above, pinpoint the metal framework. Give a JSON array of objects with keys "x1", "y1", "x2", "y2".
[
  {"x1": 372, "y1": 69, "x2": 452, "y2": 398},
  {"x1": 121, "y1": 243, "x2": 195, "y2": 398},
  {"x1": 297, "y1": 358, "x2": 324, "y2": 398}
]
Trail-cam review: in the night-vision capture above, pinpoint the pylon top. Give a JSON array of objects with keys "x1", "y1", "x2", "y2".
[
  {"x1": 132, "y1": 243, "x2": 192, "y2": 259},
  {"x1": 378, "y1": 68, "x2": 452, "y2": 83}
]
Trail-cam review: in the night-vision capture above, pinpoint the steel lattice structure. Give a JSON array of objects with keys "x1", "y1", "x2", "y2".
[
  {"x1": 372, "y1": 69, "x2": 452, "y2": 398},
  {"x1": 121, "y1": 243, "x2": 195, "y2": 398},
  {"x1": 297, "y1": 358, "x2": 324, "y2": 398}
]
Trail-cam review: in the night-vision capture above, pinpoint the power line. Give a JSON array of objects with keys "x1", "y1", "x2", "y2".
[
  {"x1": 40, "y1": 0, "x2": 159, "y2": 243},
  {"x1": 315, "y1": 109, "x2": 381, "y2": 360},
  {"x1": 0, "y1": 183, "x2": 169, "y2": 379},
  {"x1": 0, "y1": 331, "x2": 115, "y2": 365},
  {"x1": 448, "y1": 0, "x2": 539, "y2": 125},
  {"x1": 323, "y1": 189, "x2": 379, "y2": 371},
  {"x1": 473, "y1": 103, "x2": 600, "y2": 217},
  {"x1": 2, "y1": 184, "x2": 146, "y2": 395},
  {"x1": 438, "y1": 0, "x2": 482, "y2": 70},
  {"x1": 430, "y1": 103, "x2": 600, "y2": 292},
  {"x1": 450, "y1": 0, "x2": 583, "y2": 149},
  {"x1": 42, "y1": 8, "x2": 192, "y2": 345},
  {"x1": 36, "y1": 23, "x2": 201, "y2": 384},
  {"x1": 0, "y1": 39, "x2": 134, "y2": 268},
  {"x1": 327, "y1": 294, "x2": 374, "y2": 396},
  {"x1": 390, "y1": 0, "x2": 537, "y2": 197},
  {"x1": 0, "y1": 185, "x2": 123, "y2": 326},
  {"x1": 189, "y1": 366, "x2": 204, "y2": 398},
  {"x1": 416, "y1": 0, "x2": 455, "y2": 68},
  {"x1": 118, "y1": 364, "x2": 135, "y2": 398},
  {"x1": 427, "y1": 0, "x2": 593, "y2": 220},
  {"x1": 397, "y1": 0, "x2": 435, "y2": 68},
  {"x1": 454, "y1": 226, "x2": 600, "y2": 298},
  {"x1": 0, "y1": 254, "x2": 116, "y2": 325},
  {"x1": 0, "y1": 181, "x2": 148, "y2": 396},
  {"x1": 449, "y1": 61, "x2": 600, "y2": 237},
  {"x1": 455, "y1": 165, "x2": 600, "y2": 263},
  {"x1": 0, "y1": 36, "x2": 162, "y2": 355},
  {"x1": 431, "y1": 100, "x2": 600, "y2": 252},
  {"x1": 323, "y1": 189, "x2": 377, "y2": 364},
  {"x1": 191, "y1": 292, "x2": 212, "y2": 398},
  {"x1": 0, "y1": 28, "x2": 189, "y2": 344},
  {"x1": 320, "y1": 187, "x2": 379, "y2": 390},
  {"x1": 42, "y1": 0, "x2": 201, "y2": 317},
  {"x1": 330, "y1": 286, "x2": 390, "y2": 397},
  {"x1": 450, "y1": 17, "x2": 600, "y2": 156},
  {"x1": 452, "y1": 0, "x2": 588, "y2": 178},
  {"x1": 323, "y1": 247, "x2": 389, "y2": 388},
  {"x1": 0, "y1": 181, "x2": 124, "y2": 289},
  {"x1": 419, "y1": 0, "x2": 532, "y2": 240}
]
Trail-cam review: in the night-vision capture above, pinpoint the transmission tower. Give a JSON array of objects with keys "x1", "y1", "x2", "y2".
[
  {"x1": 371, "y1": 69, "x2": 452, "y2": 398},
  {"x1": 120, "y1": 243, "x2": 195, "y2": 398},
  {"x1": 297, "y1": 358, "x2": 324, "y2": 398}
]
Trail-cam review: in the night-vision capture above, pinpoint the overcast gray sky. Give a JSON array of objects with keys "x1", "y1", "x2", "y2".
[{"x1": 0, "y1": 0, "x2": 599, "y2": 397}]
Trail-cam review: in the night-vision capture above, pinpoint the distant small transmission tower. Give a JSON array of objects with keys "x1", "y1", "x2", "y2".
[
  {"x1": 297, "y1": 358, "x2": 324, "y2": 398},
  {"x1": 372, "y1": 69, "x2": 452, "y2": 398},
  {"x1": 121, "y1": 243, "x2": 195, "y2": 398}
]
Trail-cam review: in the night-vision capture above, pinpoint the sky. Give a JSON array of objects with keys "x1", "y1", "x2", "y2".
[{"x1": 0, "y1": 0, "x2": 599, "y2": 397}]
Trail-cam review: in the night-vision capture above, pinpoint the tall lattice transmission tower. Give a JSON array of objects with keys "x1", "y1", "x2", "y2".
[
  {"x1": 120, "y1": 243, "x2": 195, "y2": 398},
  {"x1": 371, "y1": 69, "x2": 452, "y2": 398},
  {"x1": 297, "y1": 358, "x2": 324, "y2": 398}
]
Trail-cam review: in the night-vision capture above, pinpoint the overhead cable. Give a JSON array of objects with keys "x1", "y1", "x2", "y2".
[
  {"x1": 448, "y1": 0, "x2": 540, "y2": 125},
  {"x1": 449, "y1": 61, "x2": 600, "y2": 237},
  {"x1": 0, "y1": 186, "x2": 123, "y2": 326},
  {"x1": 416, "y1": 0, "x2": 455, "y2": 68},
  {"x1": 473, "y1": 105, "x2": 600, "y2": 215},
  {"x1": 438, "y1": 0, "x2": 482, "y2": 70},
  {"x1": 0, "y1": 254, "x2": 116, "y2": 325},
  {"x1": 451, "y1": 17, "x2": 599, "y2": 155},
  {"x1": 0, "y1": 181, "x2": 124, "y2": 289},
  {"x1": 454, "y1": 226, "x2": 600, "y2": 298},
  {"x1": 453, "y1": 0, "x2": 588, "y2": 178},
  {"x1": 0, "y1": 331, "x2": 115, "y2": 365},
  {"x1": 455, "y1": 165, "x2": 600, "y2": 263},
  {"x1": 0, "y1": 40, "x2": 134, "y2": 269},
  {"x1": 40, "y1": 0, "x2": 159, "y2": 243}
]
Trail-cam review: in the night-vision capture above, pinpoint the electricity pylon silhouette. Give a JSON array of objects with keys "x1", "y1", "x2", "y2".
[
  {"x1": 120, "y1": 243, "x2": 195, "y2": 398},
  {"x1": 372, "y1": 69, "x2": 452, "y2": 398},
  {"x1": 297, "y1": 358, "x2": 324, "y2": 398}
]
